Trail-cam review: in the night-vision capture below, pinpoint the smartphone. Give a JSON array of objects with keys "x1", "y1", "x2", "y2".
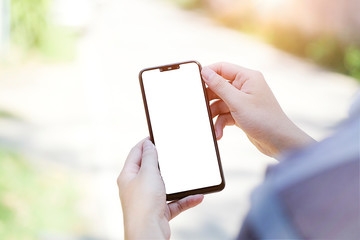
[{"x1": 139, "y1": 60, "x2": 225, "y2": 201}]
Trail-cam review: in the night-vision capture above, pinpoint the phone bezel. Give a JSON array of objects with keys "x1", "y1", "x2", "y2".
[{"x1": 139, "y1": 60, "x2": 225, "y2": 201}]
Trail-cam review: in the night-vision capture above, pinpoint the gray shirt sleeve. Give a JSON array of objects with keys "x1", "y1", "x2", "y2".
[{"x1": 237, "y1": 110, "x2": 360, "y2": 239}]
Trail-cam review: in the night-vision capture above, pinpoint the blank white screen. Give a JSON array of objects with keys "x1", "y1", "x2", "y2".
[{"x1": 142, "y1": 62, "x2": 222, "y2": 194}]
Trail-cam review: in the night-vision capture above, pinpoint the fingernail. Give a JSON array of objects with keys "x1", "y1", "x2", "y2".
[
  {"x1": 202, "y1": 67, "x2": 215, "y2": 82},
  {"x1": 143, "y1": 139, "x2": 154, "y2": 151}
]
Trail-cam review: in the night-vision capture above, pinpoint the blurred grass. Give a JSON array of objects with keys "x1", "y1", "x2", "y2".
[
  {"x1": 10, "y1": 0, "x2": 77, "y2": 61},
  {"x1": 169, "y1": 0, "x2": 360, "y2": 82},
  {"x1": 0, "y1": 110, "x2": 18, "y2": 119},
  {"x1": 0, "y1": 148, "x2": 80, "y2": 240}
]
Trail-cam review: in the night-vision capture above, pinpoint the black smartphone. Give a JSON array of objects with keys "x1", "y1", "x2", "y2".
[{"x1": 139, "y1": 60, "x2": 225, "y2": 201}]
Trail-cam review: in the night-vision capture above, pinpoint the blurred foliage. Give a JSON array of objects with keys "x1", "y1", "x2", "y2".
[
  {"x1": 10, "y1": 0, "x2": 49, "y2": 50},
  {"x1": 344, "y1": 45, "x2": 360, "y2": 80},
  {"x1": 266, "y1": 28, "x2": 360, "y2": 82},
  {"x1": 0, "y1": 148, "x2": 80, "y2": 240},
  {"x1": 168, "y1": 0, "x2": 203, "y2": 9},
  {"x1": 10, "y1": 0, "x2": 76, "y2": 60},
  {"x1": 0, "y1": 110, "x2": 18, "y2": 119},
  {"x1": 169, "y1": 0, "x2": 360, "y2": 82},
  {"x1": 305, "y1": 35, "x2": 345, "y2": 72}
]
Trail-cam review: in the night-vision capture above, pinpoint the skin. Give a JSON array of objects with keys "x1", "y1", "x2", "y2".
[
  {"x1": 117, "y1": 138, "x2": 204, "y2": 239},
  {"x1": 202, "y1": 62, "x2": 315, "y2": 157},
  {"x1": 118, "y1": 62, "x2": 315, "y2": 239}
]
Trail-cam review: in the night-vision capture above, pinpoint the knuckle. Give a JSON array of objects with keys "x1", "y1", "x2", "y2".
[
  {"x1": 177, "y1": 201, "x2": 185, "y2": 213},
  {"x1": 116, "y1": 175, "x2": 121, "y2": 187},
  {"x1": 117, "y1": 174, "x2": 124, "y2": 187},
  {"x1": 218, "y1": 61, "x2": 230, "y2": 68},
  {"x1": 210, "y1": 106, "x2": 217, "y2": 118},
  {"x1": 253, "y1": 70, "x2": 264, "y2": 79},
  {"x1": 218, "y1": 61, "x2": 227, "y2": 68},
  {"x1": 142, "y1": 148, "x2": 154, "y2": 158},
  {"x1": 130, "y1": 145, "x2": 139, "y2": 153},
  {"x1": 212, "y1": 75, "x2": 225, "y2": 90}
]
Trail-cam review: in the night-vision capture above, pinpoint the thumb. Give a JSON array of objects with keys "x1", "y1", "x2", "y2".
[
  {"x1": 168, "y1": 194, "x2": 204, "y2": 220},
  {"x1": 140, "y1": 139, "x2": 159, "y2": 171},
  {"x1": 201, "y1": 67, "x2": 239, "y2": 106}
]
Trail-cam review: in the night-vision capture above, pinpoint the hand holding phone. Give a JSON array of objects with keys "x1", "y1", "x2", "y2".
[
  {"x1": 139, "y1": 61, "x2": 225, "y2": 201},
  {"x1": 201, "y1": 62, "x2": 315, "y2": 157},
  {"x1": 118, "y1": 138, "x2": 205, "y2": 239}
]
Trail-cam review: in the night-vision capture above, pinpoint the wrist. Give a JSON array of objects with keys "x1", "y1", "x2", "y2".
[
  {"x1": 274, "y1": 117, "x2": 315, "y2": 156},
  {"x1": 124, "y1": 214, "x2": 168, "y2": 240}
]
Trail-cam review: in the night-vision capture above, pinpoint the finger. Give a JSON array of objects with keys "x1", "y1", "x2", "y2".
[
  {"x1": 118, "y1": 137, "x2": 149, "y2": 186},
  {"x1": 168, "y1": 194, "x2": 204, "y2": 221},
  {"x1": 140, "y1": 139, "x2": 159, "y2": 173},
  {"x1": 210, "y1": 100, "x2": 229, "y2": 118},
  {"x1": 207, "y1": 62, "x2": 252, "y2": 81},
  {"x1": 202, "y1": 67, "x2": 242, "y2": 107},
  {"x1": 214, "y1": 113, "x2": 235, "y2": 140},
  {"x1": 208, "y1": 62, "x2": 254, "y2": 94},
  {"x1": 122, "y1": 137, "x2": 148, "y2": 173},
  {"x1": 206, "y1": 87, "x2": 219, "y2": 101}
]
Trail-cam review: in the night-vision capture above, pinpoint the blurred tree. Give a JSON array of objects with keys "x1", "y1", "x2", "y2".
[
  {"x1": 10, "y1": 0, "x2": 50, "y2": 50},
  {"x1": 306, "y1": 36, "x2": 345, "y2": 72},
  {"x1": 10, "y1": 0, "x2": 76, "y2": 60},
  {"x1": 169, "y1": 0, "x2": 360, "y2": 82},
  {"x1": 0, "y1": 0, "x2": 11, "y2": 57},
  {"x1": 170, "y1": 0, "x2": 202, "y2": 9},
  {"x1": 345, "y1": 46, "x2": 360, "y2": 80}
]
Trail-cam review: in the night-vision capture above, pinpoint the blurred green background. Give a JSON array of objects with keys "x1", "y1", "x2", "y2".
[
  {"x1": 6, "y1": 0, "x2": 360, "y2": 79},
  {"x1": 0, "y1": 147, "x2": 80, "y2": 240},
  {"x1": 5, "y1": 0, "x2": 360, "y2": 81},
  {"x1": 1, "y1": 0, "x2": 80, "y2": 239},
  {"x1": 6, "y1": 0, "x2": 76, "y2": 61},
  {"x1": 171, "y1": 0, "x2": 360, "y2": 82}
]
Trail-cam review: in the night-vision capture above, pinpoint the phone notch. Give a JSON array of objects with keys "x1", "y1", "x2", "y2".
[{"x1": 159, "y1": 64, "x2": 180, "y2": 72}]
